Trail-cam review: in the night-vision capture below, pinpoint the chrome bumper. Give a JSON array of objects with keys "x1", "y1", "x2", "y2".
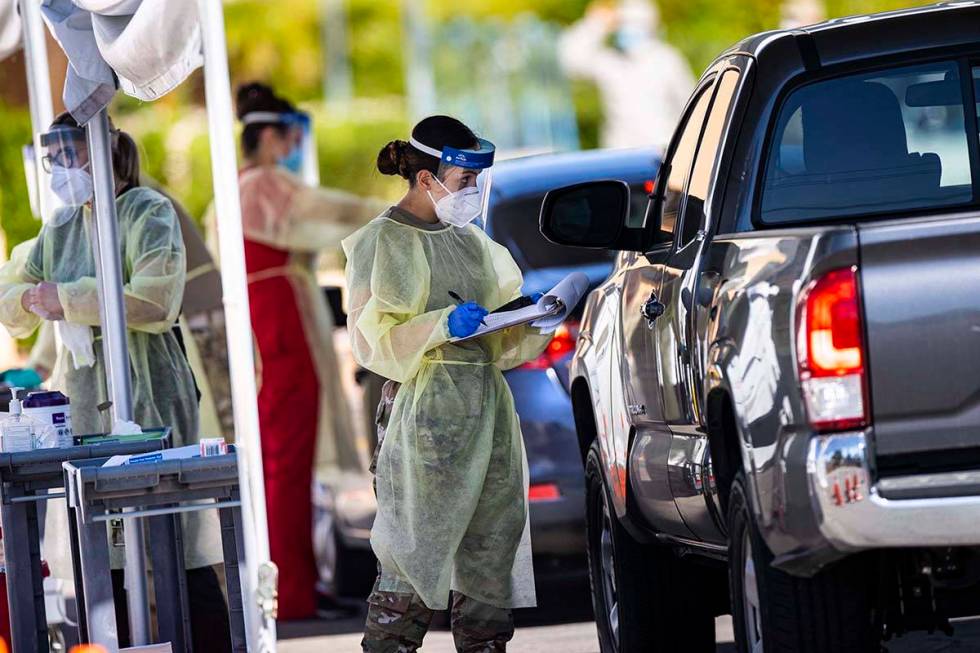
[{"x1": 807, "y1": 432, "x2": 980, "y2": 549}]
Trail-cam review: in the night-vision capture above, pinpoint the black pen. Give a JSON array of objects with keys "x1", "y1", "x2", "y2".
[{"x1": 448, "y1": 290, "x2": 487, "y2": 326}]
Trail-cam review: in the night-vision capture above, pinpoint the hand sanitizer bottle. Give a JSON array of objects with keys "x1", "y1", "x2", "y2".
[{"x1": 1, "y1": 388, "x2": 37, "y2": 453}]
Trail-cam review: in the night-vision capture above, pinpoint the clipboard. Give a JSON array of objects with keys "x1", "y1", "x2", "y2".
[{"x1": 449, "y1": 271, "x2": 589, "y2": 343}]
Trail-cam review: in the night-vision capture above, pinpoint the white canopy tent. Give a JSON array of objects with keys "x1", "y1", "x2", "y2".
[{"x1": 17, "y1": 0, "x2": 276, "y2": 649}]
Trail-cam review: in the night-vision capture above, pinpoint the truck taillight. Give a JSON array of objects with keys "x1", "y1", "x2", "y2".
[
  {"x1": 519, "y1": 321, "x2": 578, "y2": 371},
  {"x1": 797, "y1": 267, "x2": 868, "y2": 432}
]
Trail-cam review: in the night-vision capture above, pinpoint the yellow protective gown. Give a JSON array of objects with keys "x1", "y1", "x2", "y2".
[
  {"x1": 209, "y1": 165, "x2": 385, "y2": 474},
  {"x1": 0, "y1": 186, "x2": 222, "y2": 577},
  {"x1": 153, "y1": 179, "x2": 232, "y2": 441},
  {"x1": 342, "y1": 207, "x2": 552, "y2": 610}
]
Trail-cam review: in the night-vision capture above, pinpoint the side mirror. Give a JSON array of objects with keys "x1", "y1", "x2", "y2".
[{"x1": 539, "y1": 180, "x2": 644, "y2": 251}]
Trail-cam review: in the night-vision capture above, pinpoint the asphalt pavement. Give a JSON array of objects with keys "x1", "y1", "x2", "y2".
[{"x1": 277, "y1": 580, "x2": 980, "y2": 652}]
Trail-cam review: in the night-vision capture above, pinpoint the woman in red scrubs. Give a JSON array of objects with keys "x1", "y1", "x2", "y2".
[{"x1": 234, "y1": 82, "x2": 380, "y2": 619}]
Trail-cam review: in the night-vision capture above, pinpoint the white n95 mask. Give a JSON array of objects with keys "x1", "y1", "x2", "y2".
[
  {"x1": 429, "y1": 177, "x2": 482, "y2": 227},
  {"x1": 50, "y1": 164, "x2": 93, "y2": 207}
]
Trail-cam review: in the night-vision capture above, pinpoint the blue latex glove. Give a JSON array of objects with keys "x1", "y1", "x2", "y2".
[
  {"x1": 448, "y1": 301, "x2": 489, "y2": 338},
  {"x1": 529, "y1": 292, "x2": 543, "y2": 303}
]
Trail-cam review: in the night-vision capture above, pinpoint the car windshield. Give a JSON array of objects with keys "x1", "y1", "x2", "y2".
[
  {"x1": 759, "y1": 60, "x2": 975, "y2": 224},
  {"x1": 490, "y1": 183, "x2": 648, "y2": 269}
]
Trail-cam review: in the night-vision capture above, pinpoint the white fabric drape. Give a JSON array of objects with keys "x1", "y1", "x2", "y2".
[
  {"x1": 0, "y1": 0, "x2": 21, "y2": 61},
  {"x1": 41, "y1": 0, "x2": 202, "y2": 123}
]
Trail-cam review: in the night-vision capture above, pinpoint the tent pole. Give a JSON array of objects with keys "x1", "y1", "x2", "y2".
[
  {"x1": 197, "y1": 0, "x2": 277, "y2": 649},
  {"x1": 18, "y1": 0, "x2": 57, "y2": 222},
  {"x1": 86, "y1": 109, "x2": 152, "y2": 646}
]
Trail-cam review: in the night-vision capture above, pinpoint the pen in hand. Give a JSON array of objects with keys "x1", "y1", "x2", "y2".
[{"x1": 448, "y1": 290, "x2": 488, "y2": 326}]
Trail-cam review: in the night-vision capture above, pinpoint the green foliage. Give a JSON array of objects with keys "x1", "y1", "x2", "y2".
[
  {"x1": 346, "y1": 2, "x2": 406, "y2": 98},
  {"x1": 825, "y1": 0, "x2": 935, "y2": 18},
  {"x1": 311, "y1": 99, "x2": 409, "y2": 201},
  {"x1": 570, "y1": 80, "x2": 602, "y2": 150},
  {"x1": 0, "y1": 102, "x2": 39, "y2": 254},
  {"x1": 222, "y1": 0, "x2": 407, "y2": 102},
  {"x1": 0, "y1": 0, "x2": 955, "y2": 260},
  {"x1": 658, "y1": 0, "x2": 783, "y2": 75},
  {"x1": 224, "y1": 0, "x2": 323, "y2": 102},
  {"x1": 110, "y1": 97, "x2": 407, "y2": 228},
  {"x1": 428, "y1": 0, "x2": 591, "y2": 23}
]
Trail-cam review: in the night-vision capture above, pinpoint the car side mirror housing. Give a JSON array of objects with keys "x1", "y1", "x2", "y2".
[{"x1": 539, "y1": 180, "x2": 645, "y2": 252}]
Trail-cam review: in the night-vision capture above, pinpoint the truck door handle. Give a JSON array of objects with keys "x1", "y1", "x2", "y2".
[{"x1": 641, "y1": 294, "x2": 665, "y2": 326}]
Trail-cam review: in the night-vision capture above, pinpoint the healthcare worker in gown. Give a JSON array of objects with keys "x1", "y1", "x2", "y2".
[
  {"x1": 233, "y1": 82, "x2": 381, "y2": 619},
  {"x1": 559, "y1": 0, "x2": 694, "y2": 149},
  {"x1": 343, "y1": 116, "x2": 553, "y2": 652},
  {"x1": 0, "y1": 113, "x2": 230, "y2": 650}
]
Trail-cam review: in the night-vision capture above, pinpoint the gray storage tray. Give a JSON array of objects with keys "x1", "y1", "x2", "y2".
[
  {"x1": 66, "y1": 448, "x2": 240, "y2": 524},
  {"x1": 0, "y1": 429, "x2": 172, "y2": 497}
]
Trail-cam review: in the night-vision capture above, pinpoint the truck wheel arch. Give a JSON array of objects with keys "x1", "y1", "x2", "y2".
[
  {"x1": 570, "y1": 377, "x2": 598, "y2": 466},
  {"x1": 707, "y1": 388, "x2": 742, "y2": 519}
]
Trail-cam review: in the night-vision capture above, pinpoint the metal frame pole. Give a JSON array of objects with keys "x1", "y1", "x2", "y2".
[
  {"x1": 197, "y1": 0, "x2": 277, "y2": 649},
  {"x1": 18, "y1": 0, "x2": 57, "y2": 223},
  {"x1": 85, "y1": 109, "x2": 152, "y2": 646}
]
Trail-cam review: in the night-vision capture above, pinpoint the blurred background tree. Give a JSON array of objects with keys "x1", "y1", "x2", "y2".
[{"x1": 0, "y1": 0, "x2": 940, "y2": 261}]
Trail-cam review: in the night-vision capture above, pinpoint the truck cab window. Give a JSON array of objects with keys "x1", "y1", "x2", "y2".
[
  {"x1": 679, "y1": 69, "x2": 740, "y2": 246},
  {"x1": 654, "y1": 83, "x2": 714, "y2": 246},
  {"x1": 760, "y1": 61, "x2": 973, "y2": 224}
]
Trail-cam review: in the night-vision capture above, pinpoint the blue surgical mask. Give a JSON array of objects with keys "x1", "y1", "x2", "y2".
[
  {"x1": 278, "y1": 146, "x2": 303, "y2": 174},
  {"x1": 616, "y1": 26, "x2": 648, "y2": 52}
]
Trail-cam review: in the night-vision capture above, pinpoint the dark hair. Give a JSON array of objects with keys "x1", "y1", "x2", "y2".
[
  {"x1": 51, "y1": 111, "x2": 141, "y2": 191},
  {"x1": 235, "y1": 82, "x2": 296, "y2": 156},
  {"x1": 377, "y1": 115, "x2": 478, "y2": 186}
]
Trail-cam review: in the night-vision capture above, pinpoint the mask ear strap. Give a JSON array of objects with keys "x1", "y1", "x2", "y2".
[{"x1": 432, "y1": 175, "x2": 452, "y2": 194}]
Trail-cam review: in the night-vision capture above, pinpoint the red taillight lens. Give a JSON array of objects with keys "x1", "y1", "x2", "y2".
[
  {"x1": 804, "y1": 269, "x2": 862, "y2": 375},
  {"x1": 797, "y1": 267, "x2": 868, "y2": 432},
  {"x1": 519, "y1": 321, "x2": 578, "y2": 371},
  {"x1": 528, "y1": 482, "x2": 561, "y2": 502},
  {"x1": 546, "y1": 324, "x2": 576, "y2": 359}
]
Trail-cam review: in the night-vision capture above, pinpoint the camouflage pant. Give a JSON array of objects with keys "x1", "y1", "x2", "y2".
[
  {"x1": 364, "y1": 380, "x2": 515, "y2": 652},
  {"x1": 370, "y1": 379, "x2": 401, "y2": 490},
  {"x1": 188, "y1": 309, "x2": 234, "y2": 437},
  {"x1": 362, "y1": 576, "x2": 515, "y2": 653}
]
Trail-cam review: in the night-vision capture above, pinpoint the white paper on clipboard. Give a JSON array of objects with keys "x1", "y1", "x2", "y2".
[{"x1": 450, "y1": 271, "x2": 589, "y2": 343}]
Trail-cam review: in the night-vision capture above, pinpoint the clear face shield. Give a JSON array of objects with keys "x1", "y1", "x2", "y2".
[
  {"x1": 39, "y1": 125, "x2": 93, "y2": 218},
  {"x1": 240, "y1": 110, "x2": 316, "y2": 183},
  {"x1": 410, "y1": 136, "x2": 495, "y2": 228}
]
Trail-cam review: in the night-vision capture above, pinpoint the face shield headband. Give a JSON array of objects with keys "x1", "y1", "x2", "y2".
[
  {"x1": 241, "y1": 110, "x2": 312, "y2": 175},
  {"x1": 408, "y1": 136, "x2": 496, "y2": 170},
  {"x1": 240, "y1": 110, "x2": 311, "y2": 132},
  {"x1": 410, "y1": 136, "x2": 496, "y2": 228}
]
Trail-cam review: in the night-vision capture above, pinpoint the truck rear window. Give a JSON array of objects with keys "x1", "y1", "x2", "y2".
[{"x1": 759, "y1": 61, "x2": 974, "y2": 224}]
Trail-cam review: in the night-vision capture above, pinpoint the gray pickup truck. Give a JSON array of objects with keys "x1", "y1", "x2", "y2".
[{"x1": 539, "y1": 4, "x2": 980, "y2": 652}]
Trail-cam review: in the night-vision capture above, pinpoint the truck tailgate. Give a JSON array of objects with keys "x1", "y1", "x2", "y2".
[{"x1": 858, "y1": 213, "x2": 980, "y2": 459}]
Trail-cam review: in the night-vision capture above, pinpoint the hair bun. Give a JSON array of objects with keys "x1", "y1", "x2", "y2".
[
  {"x1": 377, "y1": 140, "x2": 410, "y2": 178},
  {"x1": 235, "y1": 82, "x2": 278, "y2": 119}
]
